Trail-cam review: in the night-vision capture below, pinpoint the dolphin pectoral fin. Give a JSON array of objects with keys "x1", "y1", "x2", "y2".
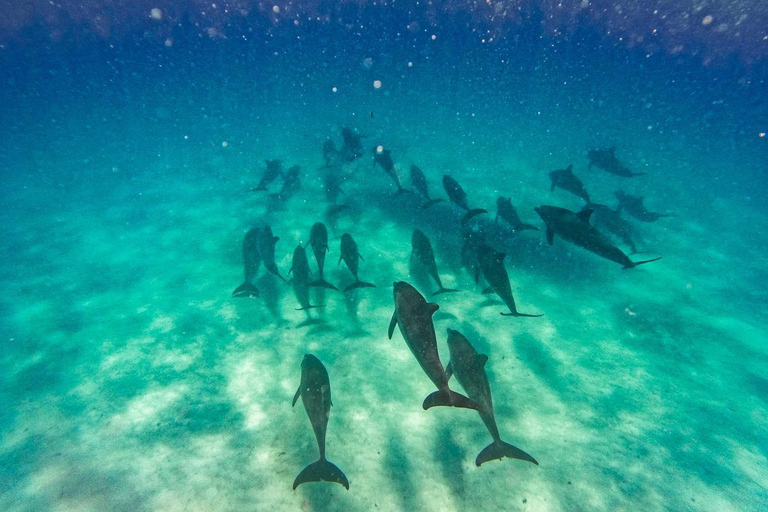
[
  {"x1": 427, "y1": 302, "x2": 440, "y2": 315},
  {"x1": 475, "y1": 440, "x2": 538, "y2": 467},
  {"x1": 394, "y1": 187, "x2": 412, "y2": 196},
  {"x1": 232, "y1": 282, "x2": 260, "y2": 298},
  {"x1": 293, "y1": 459, "x2": 349, "y2": 490},
  {"x1": 546, "y1": 226, "x2": 555, "y2": 245},
  {"x1": 295, "y1": 304, "x2": 326, "y2": 311},
  {"x1": 481, "y1": 286, "x2": 495, "y2": 295},
  {"x1": 623, "y1": 256, "x2": 662, "y2": 269},
  {"x1": 423, "y1": 389, "x2": 481, "y2": 411},
  {"x1": 478, "y1": 354, "x2": 488, "y2": 366},
  {"x1": 461, "y1": 209, "x2": 489, "y2": 226},
  {"x1": 292, "y1": 386, "x2": 301, "y2": 407},
  {"x1": 388, "y1": 311, "x2": 398, "y2": 339},
  {"x1": 445, "y1": 362, "x2": 453, "y2": 381},
  {"x1": 577, "y1": 208, "x2": 593, "y2": 223},
  {"x1": 358, "y1": 253, "x2": 364, "y2": 262},
  {"x1": 338, "y1": 256, "x2": 342, "y2": 265},
  {"x1": 518, "y1": 223, "x2": 539, "y2": 231}
]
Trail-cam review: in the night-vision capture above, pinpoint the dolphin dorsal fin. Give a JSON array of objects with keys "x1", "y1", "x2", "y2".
[
  {"x1": 292, "y1": 386, "x2": 301, "y2": 407},
  {"x1": 478, "y1": 354, "x2": 489, "y2": 366},
  {"x1": 427, "y1": 302, "x2": 439, "y2": 315},
  {"x1": 577, "y1": 209, "x2": 593, "y2": 223},
  {"x1": 566, "y1": 164, "x2": 573, "y2": 172}
]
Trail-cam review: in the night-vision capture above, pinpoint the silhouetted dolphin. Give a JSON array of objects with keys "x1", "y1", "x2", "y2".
[
  {"x1": 549, "y1": 164, "x2": 590, "y2": 203},
  {"x1": 587, "y1": 147, "x2": 644, "y2": 177},
  {"x1": 270, "y1": 164, "x2": 301, "y2": 202},
  {"x1": 289, "y1": 244, "x2": 324, "y2": 311},
  {"x1": 614, "y1": 191, "x2": 672, "y2": 222},
  {"x1": 410, "y1": 165, "x2": 445, "y2": 209},
  {"x1": 411, "y1": 229, "x2": 459, "y2": 295},
  {"x1": 232, "y1": 227, "x2": 261, "y2": 298},
  {"x1": 292, "y1": 354, "x2": 349, "y2": 490},
  {"x1": 445, "y1": 329, "x2": 538, "y2": 467},
  {"x1": 388, "y1": 282, "x2": 480, "y2": 411},
  {"x1": 339, "y1": 233, "x2": 375, "y2": 292},
  {"x1": 321, "y1": 139, "x2": 340, "y2": 169},
  {"x1": 477, "y1": 245, "x2": 543, "y2": 317},
  {"x1": 340, "y1": 127, "x2": 365, "y2": 162},
  {"x1": 321, "y1": 170, "x2": 345, "y2": 205},
  {"x1": 308, "y1": 222, "x2": 337, "y2": 290},
  {"x1": 373, "y1": 147, "x2": 410, "y2": 196},
  {"x1": 496, "y1": 197, "x2": 538, "y2": 232},
  {"x1": 442, "y1": 175, "x2": 488, "y2": 225},
  {"x1": 460, "y1": 228, "x2": 486, "y2": 284},
  {"x1": 584, "y1": 202, "x2": 639, "y2": 254},
  {"x1": 258, "y1": 225, "x2": 287, "y2": 282},
  {"x1": 252, "y1": 159, "x2": 284, "y2": 191},
  {"x1": 535, "y1": 205, "x2": 662, "y2": 268}
]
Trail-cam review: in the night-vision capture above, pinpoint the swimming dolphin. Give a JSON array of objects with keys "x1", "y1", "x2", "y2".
[
  {"x1": 442, "y1": 175, "x2": 488, "y2": 225},
  {"x1": 584, "y1": 202, "x2": 640, "y2": 254},
  {"x1": 388, "y1": 282, "x2": 480, "y2": 411},
  {"x1": 587, "y1": 147, "x2": 644, "y2": 177},
  {"x1": 339, "y1": 233, "x2": 376, "y2": 292},
  {"x1": 460, "y1": 228, "x2": 486, "y2": 284},
  {"x1": 232, "y1": 227, "x2": 261, "y2": 298},
  {"x1": 258, "y1": 225, "x2": 288, "y2": 282},
  {"x1": 477, "y1": 245, "x2": 543, "y2": 317},
  {"x1": 292, "y1": 354, "x2": 349, "y2": 490},
  {"x1": 614, "y1": 191, "x2": 672, "y2": 222},
  {"x1": 289, "y1": 244, "x2": 324, "y2": 311},
  {"x1": 373, "y1": 147, "x2": 411, "y2": 196},
  {"x1": 445, "y1": 329, "x2": 538, "y2": 467},
  {"x1": 410, "y1": 165, "x2": 445, "y2": 209},
  {"x1": 308, "y1": 222, "x2": 337, "y2": 290},
  {"x1": 320, "y1": 139, "x2": 340, "y2": 169},
  {"x1": 340, "y1": 127, "x2": 365, "y2": 162},
  {"x1": 496, "y1": 197, "x2": 538, "y2": 232},
  {"x1": 549, "y1": 164, "x2": 590, "y2": 203},
  {"x1": 270, "y1": 164, "x2": 301, "y2": 202},
  {"x1": 252, "y1": 159, "x2": 284, "y2": 191},
  {"x1": 534, "y1": 205, "x2": 662, "y2": 268},
  {"x1": 411, "y1": 229, "x2": 459, "y2": 295}
]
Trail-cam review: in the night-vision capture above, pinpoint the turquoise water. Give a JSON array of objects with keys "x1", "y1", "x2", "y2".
[{"x1": 2, "y1": 3, "x2": 767, "y2": 511}]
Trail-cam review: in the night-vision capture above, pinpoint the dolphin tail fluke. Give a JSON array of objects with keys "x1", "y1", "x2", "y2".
[
  {"x1": 232, "y1": 282, "x2": 260, "y2": 298},
  {"x1": 293, "y1": 458, "x2": 349, "y2": 490},
  {"x1": 344, "y1": 280, "x2": 376, "y2": 292},
  {"x1": 501, "y1": 311, "x2": 544, "y2": 318},
  {"x1": 433, "y1": 287, "x2": 460, "y2": 296},
  {"x1": 308, "y1": 279, "x2": 339, "y2": 291},
  {"x1": 461, "y1": 208, "x2": 488, "y2": 226},
  {"x1": 423, "y1": 389, "x2": 481, "y2": 411},
  {"x1": 624, "y1": 256, "x2": 662, "y2": 269},
  {"x1": 476, "y1": 440, "x2": 538, "y2": 467},
  {"x1": 421, "y1": 198, "x2": 445, "y2": 209}
]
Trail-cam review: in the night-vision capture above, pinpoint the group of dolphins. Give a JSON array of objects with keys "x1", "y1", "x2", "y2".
[{"x1": 234, "y1": 127, "x2": 668, "y2": 489}]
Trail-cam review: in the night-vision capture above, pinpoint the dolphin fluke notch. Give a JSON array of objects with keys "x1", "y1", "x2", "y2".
[
  {"x1": 293, "y1": 458, "x2": 349, "y2": 490},
  {"x1": 476, "y1": 440, "x2": 539, "y2": 467},
  {"x1": 232, "y1": 282, "x2": 260, "y2": 298},
  {"x1": 344, "y1": 280, "x2": 376, "y2": 292},
  {"x1": 423, "y1": 389, "x2": 481, "y2": 411},
  {"x1": 461, "y1": 208, "x2": 488, "y2": 226},
  {"x1": 308, "y1": 279, "x2": 338, "y2": 291},
  {"x1": 623, "y1": 256, "x2": 662, "y2": 269}
]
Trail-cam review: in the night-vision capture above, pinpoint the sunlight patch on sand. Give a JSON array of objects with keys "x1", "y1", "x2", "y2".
[{"x1": 107, "y1": 384, "x2": 187, "y2": 432}]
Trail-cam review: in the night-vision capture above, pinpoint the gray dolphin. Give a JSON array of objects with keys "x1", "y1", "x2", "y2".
[
  {"x1": 340, "y1": 127, "x2": 365, "y2": 162},
  {"x1": 411, "y1": 229, "x2": 459, "y2": 295},
  {"x1": 339, "y1": 233, "x2": 375, "y2": 292},
  {"x1": 587, "y1": 147, "x2": 644, "y2": 177},
  {"x1": 410, "y1": 165, "x2": 445, "y2": 209},
  {"x1": 373, "y1": 147, "x2": 411, "y2": 196},
  {"x1": 289, "y1": 244, "x2": 324, "y2": 311},
  {"x1": 252, "y1": 159, "x2": 284, "y2": 191},
  {"x1": 549, "y1": 164, "x2": 590, "y2": 203},
  {"x1": 535, "y1": 205, "x2": 661, "y2": 268},
  {"x1": 445, "y1": 329, "x2": 538, "y2": 467},
  {"x1": 292, "y1": 354, "x2": 349, "y2": 490},
  {"x1": 232, "y1": 227, "x2": 261, "y2": 298},
  {"x1": 308, "y1": 222, "x2": 337, "y2": 290},
  {"x1": 442, "y1": 174, "x2": 488, "y2": 225},
  {"x1": 270, "y1": 164, "x2": 301, "y2": 202},
  {"x1": 584, "y1": 203, "x2": 640, "y2": 254},
  {"x1": 477, "y1": 245, "x2": 543, "y2": 317},
  {"x1": 388, "y1": 281, "x2": 480, "y2": 411},
  {"x1": 258, "y1": 225, "x2": 288, "y2": 282},
  {"x1": 495, "y1": 197, "x2": 538, "y2": 232},
  {"x1": 614, "y1": 191, "x2": 672, "y2": 222}
]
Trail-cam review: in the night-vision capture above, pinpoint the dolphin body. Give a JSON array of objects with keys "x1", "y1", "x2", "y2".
[
  {"x1": 388, "y1": 282, "x2": 480, "y2": 411},
  {"x1": 232, "y1": 227, "x2": 262, "y2": 298},
  {"x1": 477, "y1": 245, "x2": 543, "y2": 317},
  {"x1": 373, "y1": 147, "x2": 411, "y2": 196},
  {"x1": 549, "y1": 164, "x2": 590, "y2": 203},
  {"x1": 410, "y1": 229, "x2": 459, "y2": 295},
  {"x1": 289, "y1": 244, "x2": 324, "y2": 311},
  {"x1": 584, "y1": 203, "x2": 640, "y2": 254},
  {"x1": 614, "y1": 191, "x2": 672, "y2": 222},
  {"x1": 292, "y1": 354, "x2": 349, "y2": 490},
  {"x1": 259, "y1": 225, "x2": 288, "y2": 282},
  {"x1": 442, "y1": 175, "x2": 488, "y2": 225},
  {"x1": 252, "y1": 159, "x2": 284, "y2": 191},
  {"x1": 495, "y1": 197, "x2": 538, "y2": 232},
  {"x1": 535, "y1": 205, "x2": 661, "y2": 269},
  {"x1": 307, "y1": 222, "x2": 337, "y2": 290},
  {"x1": 339, "y1": 233, "x2": 376, "y2": 292},
  {"x1": 340, "y1": 127, "x2": 365, "y2": 163},
  {"x1": 587, "y1": 147, "x2": 645, "y2": 177},
  {"x1": 410, "y1": 165, "x2": 445, "y2": 209},
  {"x1": 270, "y1": 164, "x2": 301, "y2": 202},
  {"x1": 445, "y1": 329, "x2": 538, "y2": 467}
]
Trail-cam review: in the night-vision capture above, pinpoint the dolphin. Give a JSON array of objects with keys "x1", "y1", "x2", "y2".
[
  {"x1": 614, "y1": 191, "x2": 672, "y2": 222},
  {"x1": 289, "y1": 244, "x2": 324, "y2": 311},
  {"x1": 587, "y1": 147, "x2": 644, "y2": 177},
  {"x1": 388, "y1": 282, "x2": 480, "y2": 411},
  {"x1": 411, "y1": 229, "x2": 459, "y2": 295},
  {"x1": 445, "y1": 329, "x2": 538, "y2": 467},
  {"x1": 270, "y1": 164, "x2": 301, "y2": 202},
  {"x1": 549, "y1": 164, "x2": 590, "y2": 203},
  {"x1": 258, "y1": 225, "x2": 288, "y2": 282},
  {"x1": 373, "y1": 147, "x2": 411, "y2": 196},
  {"x1": 496, "y1": 197, "x2": 538, "y2": 232},
  {"x1": 308, "y1": 222, "x2": 337, "y2": 290},
  {"x1": 442, "y1": 175, "x2": 488, "y2": 225},
  {"x1": 477, "y1": 245, "x2": 543, "y2": 317},
  {"x1": 292, "y1": 354, "x2": 349, "y2": 490},
  {"x1": 232, "y1": 227, "x2": 261, "y2": 298},
  {"x1": 584, "y1": 202, "x2": 640, "y2": 254},
  {"x1": 339, "y1": 233, "x2": 376, "y2": 292},
  {"x1": 340, "y1": 127, "x2": 365, "y2": 162},
  {"x1": 460, "y1": 228, "x2": 486, "y2": 284},
  {"x1": 320, "y1": 139, "x2": 340, "y2": 169},
  {"x1": 535, "y1": 205, "x2": 662, "y2": 268},
  {"x1": 252, "y1": 159, "x2": 284, "y2": 191},
  {"x1": 410, "y1": 165, "x2": 445, "y2": 209}
]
